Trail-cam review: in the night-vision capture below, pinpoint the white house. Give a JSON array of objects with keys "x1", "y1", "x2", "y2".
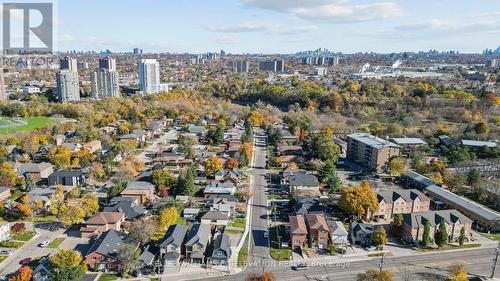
[{"x1": 0, "y1": 223, "x2": 10, "y2": 242}]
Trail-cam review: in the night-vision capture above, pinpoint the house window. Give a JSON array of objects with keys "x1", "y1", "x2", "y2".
[{"x1": 91, "y1": 257, "x2": 96, "y2": 260}]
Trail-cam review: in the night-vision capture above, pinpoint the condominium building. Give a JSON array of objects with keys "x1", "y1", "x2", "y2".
[
  {"x1": 91, "y1": 69, "x2": 120, "y2": 98},
  {"x1": 259, "y1": 59, "x2": 284, "y2": 73},
  {"x1": 228, "y1": 60, "x2": 249, "y2": 73},
  {"x1": 138, "y1": 59, "x2": 160, "y2": 94},
  {"x1": 57, "y1": 70, "x2": 80, "y2": 102},
  {"x1": 59, "y1": 56, "x2": 78, "y2": 71},
  {"x1": 99, "y1": 57, "x2": 117, "y2": 71},
  {"x1": 346, "y1": 133, "x2": 400, "y2": 171}
]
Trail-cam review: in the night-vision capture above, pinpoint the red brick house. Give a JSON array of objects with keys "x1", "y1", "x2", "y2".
[
  {"x1": 305, "y1": 214, "x2": 330, "y2": 249},
  {"x1": 289, "y1": 215, "x2": 307, "y2": 250},
  {"x1": 85, "y1": 230, "x2": 139, "y2": 272},
  {"x1": 371, "y1": 189, "x2": 430, "y2": 220}
]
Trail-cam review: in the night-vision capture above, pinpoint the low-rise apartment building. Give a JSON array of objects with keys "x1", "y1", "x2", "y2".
[{"x1": 347, "y1": 133, "x2": 400, "y2": 171}]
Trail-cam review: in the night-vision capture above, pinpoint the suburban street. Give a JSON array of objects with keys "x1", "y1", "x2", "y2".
[
  {"x1": 137, "y1": 129, "x2": 178, "y2": 163},
  {"x1": 247, "y1": 131, "x2": 271, "y2": 262},
  {"x1": 204, "y1": 246, "x2": 499, "y2": 281}
]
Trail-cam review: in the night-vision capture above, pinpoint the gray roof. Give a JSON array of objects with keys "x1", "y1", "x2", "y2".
[
  {"x1": 85, "y1": 230, "x2": 136, "y2": 259},
  {"x1": 389, "y1": 137, "x2": 426, "y2": 145},
  {"x1": 185, "y1": 223, "x2": 211, "y2": 247},
  {"x1": 201, "y1": 210, "x2": 228, "y2": 220},
  {"x1": 19, "y1": 162, "x2": 52, "y2": 173},
  {"x1": 348, "y1": 133, "x2": 399, "y2": 149},
  {"x1": 125, "y1": 181, "x2": 155, "y2": 190},
  {"x1": 159, "y1": 224, "x2": 188, "y2": 248},
  {"x1": 139, "y1": 245, "x2": 156, "y2": 265},
  {"x1": 461, "y1": 139, "x2": 498, "y2": 148},
  {"x1": 208, "y1": 231, "x2": 231, "y2": 259},
  {"x1": 404, "y1": 170, "x2": 436, "y2": 187},
  {"x1": 103, "y1": 197, "x2": 147, "y2": 219},
  {"x1": 403, "y1": 209, "x2": 473, "y2": 228},
  {"x1": 328, "y1": 220, "x2": 348, "y2": 236},
  {"x1": 289, "y1": 172, "x2": 319, "y2": 187},
  {"x1": 425, "y1": 185, "x2": 500, "y2": 222},
  {"x1": 377, "y1": 189, "x2": 429, "y2": 204}
]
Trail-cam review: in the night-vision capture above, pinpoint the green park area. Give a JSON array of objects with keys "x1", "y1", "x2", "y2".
[{"x1": 0, "y1": 117, "x2": 56, "y2": 135}]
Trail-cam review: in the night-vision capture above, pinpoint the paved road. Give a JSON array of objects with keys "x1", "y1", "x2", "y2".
[
  {"x1": 247, "y1": 132, "x2": 270, "y2": 262},
  {"x1": 137, "y1": 129, "x2": 178, "y2": 163},
  {"x1": 205, "y1": 247, "x2": 498, "y2": 281}
]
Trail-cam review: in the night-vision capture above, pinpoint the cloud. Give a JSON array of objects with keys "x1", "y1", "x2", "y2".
[
  {"x1": 243, "y1": 0, "x2": 404, "y2": 23},
  {"x1": 206, "y1": 21, "x2": 317, "y2": 34}
]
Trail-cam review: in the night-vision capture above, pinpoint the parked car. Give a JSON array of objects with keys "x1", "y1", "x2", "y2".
[
  {"x1": 39, "y1": 240, "x2": 50, "y2": 248},
  {"x1": 292, "y1": 263, "x2": 308, "y2": 271},
  {"x1": 20, "y1": 258, "x2": 32, "y2": 265},
  {"x1": 364, "y1": 246, "x2": 377, "y2": 251},
  {"x1": 0, "y1": 250, "x2": 12, "y2": 256}
]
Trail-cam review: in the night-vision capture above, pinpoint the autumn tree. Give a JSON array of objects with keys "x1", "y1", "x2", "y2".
[
  {"x1": 372, "y1": 227, "x2": 388, "y2": 250},
  {"x1": 128, "y1": 218, "x2": 155, "y2": 246},
  {"x1": 151, "y1": 170, "x2": 176, "y2": 191},
  {"x1": 58, "y1": 205, "x2": 85, "y2": 226},
  {"x1": 178, "y1": 134, "x2": 197, "y2": 159},
  {"x1": 10, "y1": 266, "x2": 32, "y2": 281},
  {"x1": 49, "y1": 249, "x2": 87, "y2": 281},
  {"x1": 473, "y1": 122, "x2": 489, "y2": 134},
  {"x1": 156, "y1": 207, "x2": 179, "y2": 235},
  {"x1": 448, "y1": 264, "x2": 468, "y2": 281},
  {"x1": 117, "y1": 244, "x2": 139, "y2": 277},
  {"x1": 204, "y1": 157, "x2": 223, "y2": 176},
  {"x1": 338, "y1": 181, "x2": 379, "y2": 220},
  {"x1": 225, "y1": 158, "x2": 239, "y2": 169},
  {"x1": 79, "y1": 193, "x2": 99, "y2": 217},
  {"x1": 387, "y1": 157, "x2": 408, "y2": 177},
  {"x1": 0, "y1": 163, "x2": 23, "y2": 188},
  {"x1": 357, "y1": 269, "x2": 393, "y2": 281},
  {"x1": 48, "y1": 146, "x2": 72, "y2": 169}
]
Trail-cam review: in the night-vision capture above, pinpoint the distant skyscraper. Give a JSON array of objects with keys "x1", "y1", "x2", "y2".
[
  {"x1": 228, "y1": 60, "x2": 249, "y2": 73},
  {"x1": 328, "y1": 56, "x2": 340, "y2": 67},
  {"x1": 91, "y1": 69, "x2": 120, "y2": 99},
  {"x1": 260, "y1": 59, "x2": 284, "y2": 73},
  {"x1": 57, "y1": 70, "x2": 80, "y2": 102},
  {"x1": 138, "y1": 59, "x2": 160, "y2": 94},
  {"x1": 60, "y1": 57, "x2": 78, "y2": 71},
  {"x1": 133, "y1": 48, "x2": 143, "y2": 55},
  {"x1": 207, "y1": 52, "x2": 218, "y2": 60},
  {"x1": 99, "y1": 57, "x2": 117, "y2": 71},
  {"x1": 0, "y1": 68, "x2": 5, "y2": 101}
]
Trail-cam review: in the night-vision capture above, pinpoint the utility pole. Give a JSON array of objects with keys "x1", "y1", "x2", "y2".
[
  {"x1": 492, "y1": 241, "x2": 499, "y2": 278},
  {"x1": 379, "y1": 253, "x2": 385, "y2": 272}
]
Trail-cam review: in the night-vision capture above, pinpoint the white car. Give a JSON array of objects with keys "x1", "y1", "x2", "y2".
[
  {"x1": 364, "y1": 246, "x2": 377, "y2": 251},
  {"x1": 263, "y1": 231, "x2": 269, "y2": 238},
  {"x1": 39, "y1": 240, "x2": 50, "y2": 248},
  {"x1": 0, "y1": 249, "x2": 12, "y2": 256}
]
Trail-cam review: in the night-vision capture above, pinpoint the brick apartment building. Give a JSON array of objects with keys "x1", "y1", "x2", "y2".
[{"x1": 346, "y1": 133, "x2": 400, "y2": 171}]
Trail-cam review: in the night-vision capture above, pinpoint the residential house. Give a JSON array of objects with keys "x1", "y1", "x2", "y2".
[
  {"x1": 159, "y1": 224, "x2": 189, "y2": 265},
  {"x1": 327, "y1": 220, "x2": 348, "y2": 248},
  {"x1": 201, "y1": 210, "x2": 230, "y2": 227},
  {"x1": 185, "y1": 223, "x2": 211, "y2": 264},
  {"x1": 207, "y1": 231, "x2": 231, "y2": 265},
  {"x1": 288, "y1": 172, "x2": 320, "y2": 192},
  {"x1": 289, "y1": 215, "x2": 307, "y2": 250},
  {"x1": 54, "y1": 134, "x2": 66, "y2": 146},
  {"x1": 402, "y1": 210, "x2": 473, "y2": 243},
  {"x1": 295, "y1": 197, "x2": 325, "y2": 215},
  {"x1": 32, "y1": 255, "x2": 50, "y2": 281},
  {"x1": 349, "y1": 222, "x2": 374, "y2": 246},
  {"x1": 305, "y1": 214, "x2": 330, "y2": 249},
  {"x1": 206, "y1": 194, "x2": 239, "y2": 205},
  {"x1": 0, "y1": 187, "x2": 11, "y2": 202},
  {"x1": 103, "y1": 197, "x2": 147, "y2": 220},
  {"x1": 121, "y1": 181, "x2": 156, "y2": 205},
  {"x1": 371, "y1": 189, "x2": 430, "y2": 219},
  {"x1": 85, "y1": 230, "x2": 139, "y2": 272},
  {"x1": 18, "y1": 162, "x2": 53, "y2": 182},
  {"x1": 83, "y1": 140, "x2": 102, "y2": 153},
  {"x1": 119, "y1": 133, "x2": 142, "y2": 145},
  {"x1": 80, "y1": 212, "x2": 126, "y2": 238},
  {"x1": 389, "y1": 137, "x2": 427, "y2": 148},
  {"x1": 277, "y1": 145, "x2": 303, "y2": 156},
  {"x1": 204, "y1": 182, "x2": 236, "y2": 198},
  {"x1": 183, "y1": 208, "x2": 200, "y2": 220},
  {"x1": 61, "y1": 143, "x2": 81, "y2": 153},
  {"x1": 460, "y1": 139, "x2": 497, "y2": 152},
  {"x1": 47, "y1": 170, "x2": 85, "y2": 187},
  {"x1": 187, "y1": 125, "x2": 207, "y2": 136},
  {"x1": 0, "y1": 223, "x2": 10, "y2": 242}
]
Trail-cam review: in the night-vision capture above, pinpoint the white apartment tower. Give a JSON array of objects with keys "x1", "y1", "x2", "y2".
[
  {"x1": 57, "y1": 57, "x2": 80, "y2": 102},
  {"x1": 138, "y1": 59, "x2": 160, "y2": 94}
]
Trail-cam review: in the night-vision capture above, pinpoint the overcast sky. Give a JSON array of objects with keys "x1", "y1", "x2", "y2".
[{"x1": 54, "y1": 0, "x2": 500, "y2": 54}]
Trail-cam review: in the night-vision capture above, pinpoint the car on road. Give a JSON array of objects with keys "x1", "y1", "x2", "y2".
[
  {"x1": 364, "y1": 245, "x2": 377, "y2": 251},
  {"x1": 20, "y1": 258, "x2": 32, "y2": 265},
  {"x1": 291, "y1": 263, "x2": 308, "y2": 271},
  {"x1": 0, "y1": 249, "x2": 12, "y2": 256},
  {"x1": 263, "y1": 231, "x2": 269, "y2": 238},
  {"x1": 39, "y1": 240, "x2": 50, "y2": 247}
]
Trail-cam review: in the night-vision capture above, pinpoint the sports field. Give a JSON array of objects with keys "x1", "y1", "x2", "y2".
[{"x1": 0, "y1": 117, "x2": 56, "y2": 135}]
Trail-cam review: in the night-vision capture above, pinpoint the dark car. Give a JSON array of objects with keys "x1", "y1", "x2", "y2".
[
  {"x1": 20, "y1": 258, "x2": 32, "y2": 265},
  {"x1": 291, "y1": 263, "x2": 308, "y2": 271}
]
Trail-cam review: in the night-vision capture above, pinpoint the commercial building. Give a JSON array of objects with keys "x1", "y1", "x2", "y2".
[
  {"x1": 346, "y1": 133, "x2": 400, "y2": 171},
  {"x1": 138, "y1": 59, "x2": 160, "y2": 94},
  {"x1": 91, "y1": 57, "x2": 120, "y2": 98},
  {"x1": 56, "y1": 70, "x2": 80, "y2": 102}
]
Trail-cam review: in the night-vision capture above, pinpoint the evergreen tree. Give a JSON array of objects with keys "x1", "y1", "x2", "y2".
[
  {"x1": 421, "y1": 221, "x2": 431, "y2": 247},
  {"x1": 435, "y1": 220, "x2": 449, "y2": 247},
  {"x1": 319, "y1": 159, "x2": 336, "y2": 184},
  {"x1": 458, "y1": 227, "x2": 466, "y2": 246},
  {"x1": 239, "y1": 147, "x2": 250, "y2": 167},
  {"x1": 391, "y1": 214, "x2": 404, "y2": 237}
]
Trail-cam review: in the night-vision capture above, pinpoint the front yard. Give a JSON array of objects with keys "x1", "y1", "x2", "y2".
[
  {"x1": 269, "y1": 225, "x2": 292, "y2": 261},
  {"x1": 11, "y1": 230, "x2": 36, "y2": 241},
  {"x1": 416, "y1": 243, "x2": 481, "y2": 252},
  {"x1": 230, "y1": 218, "x2": 246, "y2": 229},
  {"x1": 48, "y1": 238, "x2": 65, "y2": 248},
  {"x1": 479, "y1": 232, "x2": 500, "y2": 241},
  {"x1": 0, "y1": 241, "x2": 24, "y2": 248},
  {"x1": 98, "y1": 274, "x2": 119, "y2": 281}
]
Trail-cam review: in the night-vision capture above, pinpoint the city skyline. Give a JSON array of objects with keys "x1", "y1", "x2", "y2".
[{"x1": 54, "y1": 0, "x2": 500, "y2": 54}]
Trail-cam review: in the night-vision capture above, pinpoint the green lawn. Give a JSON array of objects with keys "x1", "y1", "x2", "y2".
[
  {"x1": 270, "y1": 248, "x2": 292, "y2": 261},
  {"x1": 267, "y1": 194, "x2": 283, "y2": 201},
  {"x1": 22, "y1": 215, "x2": 57, "y2": 222},
  {"x1": 11, "y1": 231, "x2": 36, "y2": 241},
  {"x1": 417, "y1": 243, "x2": 481, "y2": 252},
  {"x1": 98, "y1": 274, "x2": 119, "y2": 281},
  {"x1": 0, "y1": 117, "x2": 56, "y2": 135},
  {"x1": 237, "y1": 247, "x2": 248, "y2": 267},
  {"x1": 8, "y1": 190, "x2": 23, "y2": 200},
  {"x1": 47, "y1": 238, "x2": 65, "y2": 248},
  {"x1": 0, "y1": 256, "x2": 7, "y2": 263},
  {"x1": 479, "y1": 232, "x2": 500, "y2": 241},
  {"x1": 0, "y1": 241, "x2": 24, "y2": 248},
  {"x1": 230, "y1": 218, "x2": 246, "y2": 229},
  {"x1": 176, "y1": 217, "x2": 187, "y2": 225}
]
